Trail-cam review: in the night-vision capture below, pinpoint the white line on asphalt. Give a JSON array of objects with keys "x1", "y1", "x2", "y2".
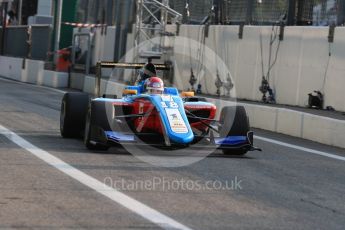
[
  {"x1": 0, "y1": 124, "x2": 192, "y2": 230},
  {"x1": 255, "y1": 135, "x2": 345, "y2": 162}
]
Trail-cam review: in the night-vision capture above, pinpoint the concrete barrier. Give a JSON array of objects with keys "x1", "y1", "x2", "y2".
[
  {"x1": 70, "y1": 72, "x2": 85, "y2": 90},
  {"x1": 21, "y1": 59, "x2": 44, "y2": 84},
  {"x1": 40, "y1": 70, "x2": 68, "y2": 88},
  {"x1": 241, "y1": 104, "x2": 278, "y2": 132},
  {"x1": 83, "y1": 76, "x2": 96, "y2": 94},
  {"x1": 276, "y1": 109, "x2": 303, "y2": 138},
  {"x1": 302, "y1": 115, "x2": 345, "y2": 148},
  {"x1": 0, "y1": 56, "x2": 23, "y2": 81},
  {"x1": 0, "y1": 56, "x2": 68, "y2": 88},
  {"x1": 240, "y1": 102, "x2": 345, "y2": 149}
]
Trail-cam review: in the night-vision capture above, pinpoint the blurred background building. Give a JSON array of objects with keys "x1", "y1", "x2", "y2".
[
  {"x1": 72, "y1": 0, "x2": 345, "y2": 26},
  {"x1": 0, "y1": 0, "x2": 344, "y2": 61},
  {"x1": 2, "y1": 0, "x2": 344, "y2": 27}
]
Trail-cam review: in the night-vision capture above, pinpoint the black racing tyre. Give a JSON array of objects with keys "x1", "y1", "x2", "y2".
[
  {"x1": 184, "y1": 97, "x2": 207, "y2": 102},
  {"x1": 219, "y1": 106, "x2": 250, "y2": 155},
  {"x1": 83, "y1": 101, "x2": 111, "y2": 151},
  {"x1": 224, "y1": 149, "x2": 248, "y2": 156},
  {"x1": 60, "y1": 92, "x2": 90, "y2": 138}
]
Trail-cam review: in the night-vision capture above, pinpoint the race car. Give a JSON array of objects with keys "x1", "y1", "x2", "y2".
[{"x1": 60, "y1": 63, "x2": 260, "y2": 155}]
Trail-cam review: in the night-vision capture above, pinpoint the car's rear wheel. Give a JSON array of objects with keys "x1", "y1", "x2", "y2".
[
  {"x1": 219, "y1": 106, "x2": 250, "y2": 155},
  {"x1": 183, "y1": 96, "x2": 207, "y2": 102},
  {"x1": 60, "y1": 92, "x2": 89, "y2": 138}
]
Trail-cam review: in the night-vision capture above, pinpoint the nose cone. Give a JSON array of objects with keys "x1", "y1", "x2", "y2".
[
  {"x1": 164, "y1": 107, "x2": 194, "y2": 144},
  {"x1": 150, "y1": 95, "x2": 194, "y2": 145}
]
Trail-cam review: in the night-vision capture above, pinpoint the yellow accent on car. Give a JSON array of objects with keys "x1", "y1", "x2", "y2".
[
  {"x1": 181, "y1": 91, "x2": 195, "y2": 97},
  {"x1": 123, "y1": 89, "x2": 137, "y2": 95}
]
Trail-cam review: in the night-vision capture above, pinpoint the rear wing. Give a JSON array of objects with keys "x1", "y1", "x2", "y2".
[{"x1": 95, "y1": 61, "x2": 171, "y2": 97}]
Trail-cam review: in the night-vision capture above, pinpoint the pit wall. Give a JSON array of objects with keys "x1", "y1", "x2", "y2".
[
  {"x1": 168, "y1": 25, "x2": 345, "y2": 112},
  {"x1": 0, "y1": 56, "x2": 68, "y2": 88},
  {"x1": 85, "y1": 25, "x2": 345, "y2": 112}
]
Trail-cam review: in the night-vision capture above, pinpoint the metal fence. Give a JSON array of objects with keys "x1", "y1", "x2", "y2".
[
  {"x1": 1, "y1": 25, "x2": 52, "y2": 60},
  {"x1": 224, "y1": 0, "x2": 345, "y2": 25},
  {"x1": 313, "y1": 0, "x2": 345, "y2": 26},
  {"x1": 251, "y1": 0, "x2": 289, "y2": 24},
  {"x1": 167, "y1": 0, "x2": 344, "y2": 25},
  {"x1": 168, "y1": 0, "x2": 289, "y2": 25},
  {"x1": 223, "y1": 0, "x2": 292, "y2": 25},
  {"x1": 75, "y1": 0, "x2": 345, "y2": 26},
  {"x1": 170, "y1": 0, "x2": 213, "y2": 23}
]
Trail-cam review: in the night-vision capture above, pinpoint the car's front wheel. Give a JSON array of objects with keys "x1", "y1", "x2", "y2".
[
  {"x1": 219, "y1": 106, "x2": 250, "y2": 156},
  {"x1": 84, "y1": 108, "x2": 110, "y2": 151},
  {"x1": 60, "y1": 92, "x2": 89, "y2": 138}
]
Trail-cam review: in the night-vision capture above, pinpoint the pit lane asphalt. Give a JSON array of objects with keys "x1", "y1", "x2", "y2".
[{"x1": 0, "y1": 77, "x2": 344, "y2": 230}]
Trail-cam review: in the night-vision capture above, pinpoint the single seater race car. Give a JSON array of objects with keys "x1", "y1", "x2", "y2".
[{"x1": 60, "y1": 62, "x2": 260, "y2": 155}]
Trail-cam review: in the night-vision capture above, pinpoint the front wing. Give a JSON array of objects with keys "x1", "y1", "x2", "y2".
[{"x1": 98, "y1": 129, "x2": 259, "y2": 152}]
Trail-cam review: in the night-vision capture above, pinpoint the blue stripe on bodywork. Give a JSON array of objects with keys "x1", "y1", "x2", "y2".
[
  {"x1": 164, "y1": 87, "x2": 179, "y2": 96},
  {"x1": 149, "y1": 95, "x2": 194, "y2": 144},
  {"x1": 215, "y1": 136, "x2": 248, "y2": 145},
  {"x1": 105, "y1": 131, "x2": 135, "y2": 142}
]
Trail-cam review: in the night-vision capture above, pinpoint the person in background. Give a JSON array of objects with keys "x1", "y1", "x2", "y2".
[
  {"x1": 7, "y1": 10, "x2": 18, "y2": 26},
  {"x1": 136, "y1": 63, "x2": 157, "y2": 84}
]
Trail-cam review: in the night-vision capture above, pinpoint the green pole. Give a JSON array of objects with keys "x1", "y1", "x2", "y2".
[{"x1": 60, "y1": 0, "x2": 77, "y2": 49}]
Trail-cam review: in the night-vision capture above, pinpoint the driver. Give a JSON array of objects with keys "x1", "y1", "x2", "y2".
[{"x1": 144, "y1": 77, "x2": 164, "y2": 95}]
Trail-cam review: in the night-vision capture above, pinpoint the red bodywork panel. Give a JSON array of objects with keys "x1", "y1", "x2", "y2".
[
  {"x1": 113, "y1": 100, "x2": 217, "y2": 133},
  {"x1": 184, "y1": 104, "x2": 217, "y2": 131},
  {"x1": 132, "y1": 98, "x2": 163, "y2": 133}
]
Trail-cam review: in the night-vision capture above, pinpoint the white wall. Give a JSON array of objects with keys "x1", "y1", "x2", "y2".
[
  {"x1": 0, "y1": 56, "x2": 68, "y2": 88},
  {"x1": 21, "y1": 59, "x2": 44, "y2": 84},
  {"x1": 166, "y1": 25, "x2": 345, "y2": 112},
  {"x1": 73, "y1": 25, "x2": 345, "y2": 112},
  {"x1": 324, "y1": 28, "x2": 345, "y2": 112},
  {"x1": 0, "y1": 56, "x2": 23, "y2": 81}
]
